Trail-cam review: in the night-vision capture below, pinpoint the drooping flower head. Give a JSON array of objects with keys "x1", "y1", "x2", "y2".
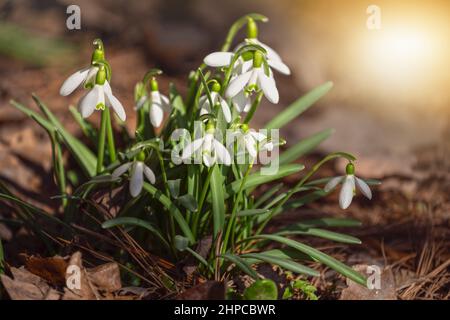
[
  {"x1": 135, "y1": 73, "x2": 172, "y2": 128},
  {"x1": 112, "y1": 150, "x2": 156, "y2": 197},
  {"x1": 228, "y1": 123, "x2": 273, "y2": 163},
  {"x1": 199, "y1": 81, "x2": 232, "y2": 123},
  {"x1": 77, "y1": 65, "x2": 126, "y2": 121},
  {"x1": 181, "y1": 121, "x2": 231, "y2": 167},
  {"x1": 324, "y1": 163, "x2": 373, "y2": 210}
]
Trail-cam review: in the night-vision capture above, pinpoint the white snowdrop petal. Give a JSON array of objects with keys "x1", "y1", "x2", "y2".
[
  {"x1": 213, "y1": 139, "x2": 231, "y2": 166},
  {"x1": 324, "y1": 176, "x2": 344, "y2": 192},
  {"x1": 60, "y1": 68, "x2": 89, "y2": 96},
  {"x1": 256, "y1": 40, "x2": 283, "y2": 62},
  {"x1": 111, "y1": 162, "x2": 132, "y2": 179},
  {"x1": 226, "y1": 70, "x2": 253, "y2": 99},
  {"x1": 339, "y1": 176, "x2": 355, "y2": 209},
  {"x1": 355, "y1": 177, "x2": 372, "y2": 200},
  {"x1": 232, "y1": 91, "x2": 249, "y2": 113},
  {"x1": 181, "y1": 138, "x2": 205, "y2": 160},
  {"x1": 257, "y1": 69, "x2": 279, "y2": 104},
  {"x1": 244, "y1": 135, "x2": 257, "y2": 158},
  {"x1": 78, "y1": 85, "x2": 100, "y2": 118},
  {"x1": 130, "y1": 162, "x2": 144, "y2": 198},
  {"x1": 160, "y1": 94, "x2": 172, "y2": 112},
  {"x1": 143, "y1": 165, "x2": 156, "y2": 184},
  {"x1": 220, "y1": 98, "x2": 232, "y2": 123},
  {"x1": 149, "y1": 103, "x2": 164, "y2": 127},
  {"x1": 204, "y1": 52, "x2": 234, "y2": 67},
  {"x1": 249, "y1": 131, "x2": 266, "y2": 142},
  {"x1": 135, "y1": 95, "x2": 147, "y2": 110},
  {"x1": 105, "y1": 89, "x2": 126, "y2": 121},
  {"x1": 203, "y1": 153, "x2": 215, "y2": 167},
  {"x1": 268, "y1": 58, "x2": 291, "y2": 75}
]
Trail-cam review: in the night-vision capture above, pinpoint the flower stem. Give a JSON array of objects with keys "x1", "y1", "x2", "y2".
[
  {"x1": 243, "y1": 91, "x2": 263, "y2": 124},
  {"x1": 254, "y1": 152, "x2": 356, "y2": 237},
  {"x1": 222, "y1": 163, "x2": 252, "y2": 254},
  {"x1": 193, "y1": 167, "x2": 214, "y2": 237},
  {"x1": 105, "y1": 108, "x2": 116, "y2": 162},
  {"x1": 96, "y1": 110, "x2": 108, "y2": 174}
]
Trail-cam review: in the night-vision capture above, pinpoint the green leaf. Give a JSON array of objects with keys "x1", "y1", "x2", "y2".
[
  {"x1": 142, "y1": 183, "x2": 194, "y2": 243},
  {"x1": 102, "y1": 217, "x2": 170, "y2": 250},
  {"x1": 242, "y1": 252, "x2": 319, "y2": 277},
  {"x1": 294, "y1": 218, "x2": 362, "y2": 228},
  {"x1": 276, "y1": 227, "x2": 361, "y2": 244},
  {"x1": 225, "y1": 164, "x2": 304, "y2": 199},
  {"x1": 265, "y1": 81, "x2": 333, "y2": 129},
  {"x1": 221, "y1": 253, "x2": 259, "y2": 280},
  {"x1": 243, "y1": 279, "x2": 277, "y2": 300},
  {"x1": 185, "y1": 247, "x2": 214, "y2": 273},
  {"x1": 236, "y1": 209, "x2": 269, "y2": 217},
  {"x1": 252, "y1": 235, "x2": 367, "y2": 286},
  {"x1": 279, "y1": 128, "x2": 334, "y2": 164},
  {"x1": 177, "y1": 194, "x2": 198, "y2": 212},
  {"x1": 168, "y1": 179, "x2": 181, "y2": 198},
  {"x1": 210, "y1": 165, "x2": 225, "y2": 238},
  {"x1": 254, "y1": 183, "x2": 283, "y2": 207}
]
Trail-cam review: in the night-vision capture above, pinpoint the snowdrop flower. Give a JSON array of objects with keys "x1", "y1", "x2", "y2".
[
  {"x1": 229, "y1": 124, "x2": 271, "y2": 162},
  {"x1": 59, "y1": 39, "x2": 106, "y2": 96},
  {"x1": 112, "y1": 151, "x2": 156, "y2": 198},
  {"x1": 324, "y1": 163, "x2": 372, "y2": 210},
  {"x1": 226, "y1": 51, "x2": 279, "y2": 104},
  {"x1": 203, "y1": 18, "x2": 290, "y2": 76},
  {"x1": 135, "y1": 78, "x2": 171, "y2": 127},
  {"x1": 77, "y1": 67, "x2": 126, "y2": 121},
  {"x1": 181, "y1": 122, "x2": 231, "y2": 167},
  {"x1": 198, "y1": 82, "x2": 232, "y2": 123}
]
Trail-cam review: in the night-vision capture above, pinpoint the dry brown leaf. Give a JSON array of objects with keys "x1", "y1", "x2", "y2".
[
  {"x1": 21, "y1": 254, "x2": 68, "y2": 286},
  {"x1": 176, "y1": 281, "x2": 225, "y2": 300},
  {"x1": 87, "y1": 262, "x2": 122, "y2": 292},
  {"x1": 62, "y1": 252, "x2": 97, "y2": 300},
  {"x1": 340, "y1": 265, "x2": 397, "y2": 300},
  {"x1": 1, "y1": 267, "x2": 61, "y2": 300}
]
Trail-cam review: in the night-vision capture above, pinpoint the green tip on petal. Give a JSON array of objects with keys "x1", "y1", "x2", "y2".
[
  {"x1": 241, "y1": 123, "x2": 249, "y2": 133},
  {"x1": 205, "y1": 121, "x2": 215, "y2": 133}
]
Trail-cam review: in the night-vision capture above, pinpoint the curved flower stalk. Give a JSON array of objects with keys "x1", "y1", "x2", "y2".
[
  {"x1": 181, "y1": 122, "x2": 231, "y2": 167},
  {"x1": 135, "y1": 76, "x2": 171, "y2": 127},
  {"x1": 78, "y1": 66, "x2": 126, "y2": 121},
  {"x1": 324, "y1": 163, "x2": 373, "y2": 209},
  {"x1": 226, "y1": 50, "x2": 279, "y2": 104},
  {"x1": 198, "y1": 81, "x2": 232, "y2": 123},
  {"x1": 112, "y1": 151, "x2": 156, "y2": 197}
]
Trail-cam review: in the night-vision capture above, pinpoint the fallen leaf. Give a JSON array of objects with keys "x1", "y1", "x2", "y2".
[
  {"x1": 21, "y1": 254, "x2": 68, "y2": 286},
  {"x1": 340, "y1": 265, "x2": 397, "y2": 300},
  {"x1": 87, "y1": 262, "x2": 122, "y2": 292},
  {"x1": 176, "y1": 281, "x2": 225, "y2": 300}
]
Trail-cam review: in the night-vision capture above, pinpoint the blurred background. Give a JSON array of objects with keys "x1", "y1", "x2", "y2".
[{"x1": 0, "y1": 0, "x2": 448, "y2": 299}]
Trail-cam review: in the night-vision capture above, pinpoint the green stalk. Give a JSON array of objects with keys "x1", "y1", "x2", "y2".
[
  {"x1": 0, "y1": 238, "x2": 4, "y2": 274},
  {"x1": 222, "y1": 164, "x2": 252, "y2": 253},
  {"x1": 193, "y1": 167, "x2": 213, "y2": 237},
  {"x1": 105, "y1": 108, "x2": 116, "y2": 162},
  {"x1": 96, "y1": 110, "x2": 108, "y2": 174},
  {"x1": 254, "y1": 152, "x2": 356, "y2": 237},
  {"x1": 243, "y1": 91, "x2": 263, "y2": 124},
  {"x1": 54, "y1": 136, "x2": 67, "y2": 208}
]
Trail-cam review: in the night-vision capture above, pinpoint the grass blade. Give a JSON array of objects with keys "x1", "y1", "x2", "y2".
[
  {"x1": 265, "y1": 81, "x2": 333, "y2": 130},
  {"x1": 276, "y1": 228, "x2": 361, "y2": 244},
  {"x1": 210, "y1": 165, "x2": 225, "y2": 238},
  {"x1": 102, "y1": 217, "x2": 170, "y2": 250},
  {"x1": 221, "y1": 253, "x2": 259, "y2": 280},
  {"x1": 251, "y1": 235, "x2": 367, "y2": 286},
  {"x1": 279, "y1": 128, "x2": 334, "y2": 164},
  {"x1": 242, "y1": 252, "x2": 319, "y2": 277}
]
